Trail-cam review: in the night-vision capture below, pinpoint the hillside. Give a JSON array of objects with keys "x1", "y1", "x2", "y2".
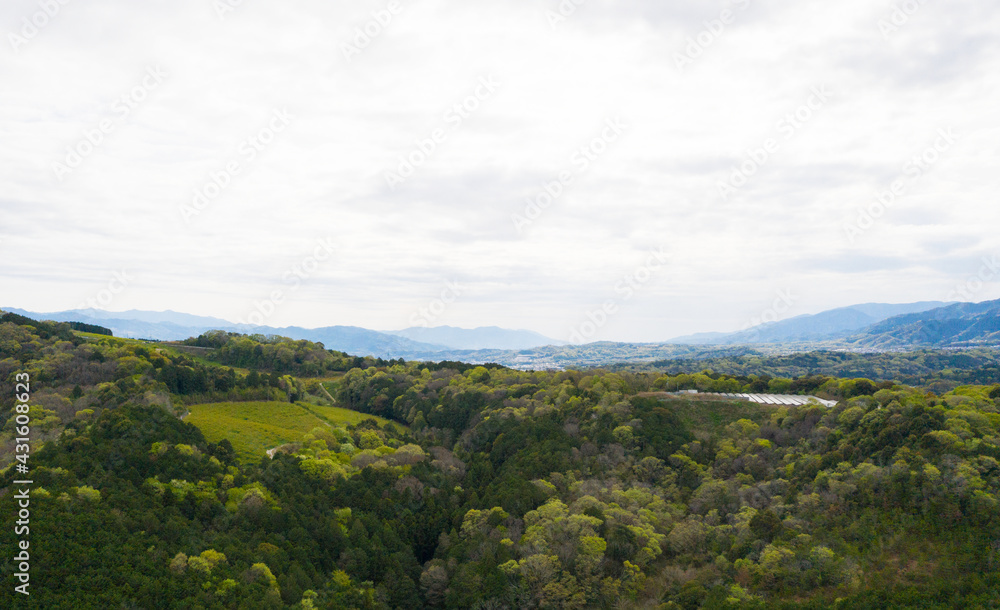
[
  {"x1": 2, "y1": 315, "x2": 1000, "y2": 607},
  {"x1": 625, "y1": 349, "x2": 1000, "y2": 393}
]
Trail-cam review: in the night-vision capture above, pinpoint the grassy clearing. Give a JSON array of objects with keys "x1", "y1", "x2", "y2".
[
  {"x1": 157, "y1": 342, "x2": 250, "y2": 372},
  {"x1": 186, "y1": 401, "x2": 400, "y2": 462},
  {"x1": 187, "y1": 401, "x2": 329, "y2": 462},
  {"x1": 74, "y1": 331, "x2": 158, "y2": 344},
  {"x1": 304, "y1": 403, "x2": 404, "y2": 432},
  {"x1": 660, "y1": 398, "x2": 774, "y2": 436}
]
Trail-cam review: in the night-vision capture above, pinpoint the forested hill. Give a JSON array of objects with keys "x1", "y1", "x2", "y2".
[
  {"x1": 2, "y1": 321, "x2": 1000, "y2": 608},
  {"x1": 630, "y1": 349, "x2": 1000, "y2": 393}
]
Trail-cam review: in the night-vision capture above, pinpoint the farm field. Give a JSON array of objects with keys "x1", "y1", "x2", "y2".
[
  {"x1": 303, "y1": 402, "x2": 402, "y2": 430},
  {"x1": 186, "y1": 401, "x2": 396, "y2": 462},
  {"x1": 655, "y1": 396, "x2": 773, "y2": 435}
]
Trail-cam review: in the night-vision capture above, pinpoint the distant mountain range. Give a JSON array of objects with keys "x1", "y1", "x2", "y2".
[
  {"x1": 0, "y1": 308, "x2": 560, "y2": 359},
  {"x1": 399, "y1": 300, "x2": 1000, "y2": 367},
  {"x1": 669, "y1": 302, "x2": 952, "y2": 345},
  {"x1": 1, "y1": 308, "x2": 233, "y2": 343},
  {"x1": 4, "y1": 299, "x2": 1000, "y2": 368},
  {"x1": 847, "y1": 300, "x2": 1000, "y2": 349},
  {"x1": 669, "y1": 299, "x2": 1000, "y2": 351}
]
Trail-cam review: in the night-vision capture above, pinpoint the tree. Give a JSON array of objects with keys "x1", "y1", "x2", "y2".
[{"x1": 749, "y1": 509, "x2": 782, "y2": 543}]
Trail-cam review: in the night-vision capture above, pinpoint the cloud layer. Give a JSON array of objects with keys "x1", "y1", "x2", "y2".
[{"x1": 2, "y1": 0, "x2": 999, "y2": 341}]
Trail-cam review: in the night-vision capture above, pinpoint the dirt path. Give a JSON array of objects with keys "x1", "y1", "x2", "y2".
[{"x1": 318, "y1": 382, "x2": 336, "y2": 403}]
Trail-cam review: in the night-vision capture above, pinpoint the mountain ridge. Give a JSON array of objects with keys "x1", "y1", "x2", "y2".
[
  {"x1": 0, "y1": 307, "x2": 559, "y2": 359},
  {"x1": 849, "y1": 299, "x2": 1000, "y2": 348},
  {"x1": 669, "y1": 301, "x2": 953, "y2": 345},
  {"x1": 6, "y1": 299, "x2": 1000, "y2": 367}
]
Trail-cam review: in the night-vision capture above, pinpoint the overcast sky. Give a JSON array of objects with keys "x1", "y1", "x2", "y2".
[{"x1": 2, "y1": 0, "x2": 999, "y2": 342}]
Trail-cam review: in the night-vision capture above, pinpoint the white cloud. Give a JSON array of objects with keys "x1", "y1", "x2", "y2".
[{"x1": 2, "y1": 0, "x2": 999, "y2": 342}]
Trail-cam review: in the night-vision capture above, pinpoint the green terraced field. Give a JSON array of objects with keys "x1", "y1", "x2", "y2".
[
  {"x1": 186, "y1": 401, "x2": 397, "y2": 462},
  {"x1": 304, "y1": 403, "x2": 404, "y2": 432}
]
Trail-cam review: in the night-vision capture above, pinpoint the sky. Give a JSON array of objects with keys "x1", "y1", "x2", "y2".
[{"x1": 2, "y1": 0, "x2": 999, "y2": 343}]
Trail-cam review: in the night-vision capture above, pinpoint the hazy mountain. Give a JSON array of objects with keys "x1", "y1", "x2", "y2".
[
  {"x1": 72, "y1": 308, "x2": 234, "y2": 327},
  {"x1": 3, "y1": 307, "x2": 233, "y2": 328},
  {"x1": 850, "y1": 299, "x2": 1000, "y2": 348},
  {"x1": 2, "y1": 307, "x2": 224, "y2": 341},
  {"x1": 10, "y1": 301, "x2": 999, "y2": 366},
  {"x1": 262, "y1": 325, "x2": 448, "y2": 356},
  {"x1": 670, "y1": 301, "x2": 952, "y2": 345},
  {"x1": 383, "y1": 326, "x2": 562, "y2": 350},
  {"x1": 1, "y1": 308, "x2": 523, "y2": 359},
  {"x1": 660, "y1": 331, "x2": 730, "y2": 344}
]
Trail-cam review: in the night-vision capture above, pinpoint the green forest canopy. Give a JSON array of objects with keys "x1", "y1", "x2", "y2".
[{"x1": 1, "y1": 323, "x2": 999, "y2": 608}]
